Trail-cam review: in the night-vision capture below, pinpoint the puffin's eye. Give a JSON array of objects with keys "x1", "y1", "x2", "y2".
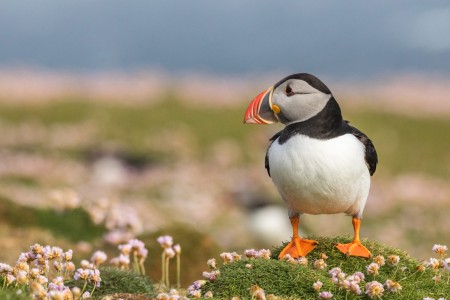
[{"x1": 286, "y1": 85, "x2": 294, "y2": 96}]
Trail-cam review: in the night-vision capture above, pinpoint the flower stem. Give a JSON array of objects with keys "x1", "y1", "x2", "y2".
[
  {"x1": 139, "y1": 262, "x2": 146, "y2": 276},
  {"x1": 165, "y1": 256, "x2": 170, "y2": 287},
  {"x1": 161, "y1": 252, "x2": 166, "y2": 285},
  {"x1": 176, "y1": 253, "x2": 181, "y2": 289},
  {"x1": 80, "y1": 280, "x2": 88, "y2": 296}
]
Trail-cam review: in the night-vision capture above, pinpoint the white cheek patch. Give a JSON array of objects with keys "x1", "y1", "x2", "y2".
[
  {"x1": 286, "y1": 93, "x2": 331, "y2": 123},
  {"x1": 272, "y1": 80, "x2": 332, "y2": 123}
]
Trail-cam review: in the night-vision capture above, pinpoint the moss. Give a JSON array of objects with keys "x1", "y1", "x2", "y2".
[
  {"x1": 202, "y1": 236, "x2": 449, "y2": 299},
  {"x1": 68, "y1": 267, "x2": 155, "y2": 299}
]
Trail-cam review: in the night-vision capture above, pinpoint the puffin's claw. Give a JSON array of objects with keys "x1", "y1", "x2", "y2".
[
  {"x1": 278, "y1": 237, "x2": 318, "y2": 259},
  {"x1": 336, "y1": 241, "x2": 371, "y2": 258}
]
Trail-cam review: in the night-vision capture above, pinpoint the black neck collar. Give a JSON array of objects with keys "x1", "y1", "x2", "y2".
[{"x1": 278, "y1": 97, "x2": 347, "y2": 144}]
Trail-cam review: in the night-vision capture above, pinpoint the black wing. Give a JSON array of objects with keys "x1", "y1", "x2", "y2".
[
  {"x1": 265, "y1": 131, "x2": 282, "y2": 177},
  {"x1": 349, "y1": 125, "x2": 378, "y2": 176}
]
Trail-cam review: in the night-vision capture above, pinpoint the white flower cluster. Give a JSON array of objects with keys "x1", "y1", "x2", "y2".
[
  {"x1": 0, "y1": 243, "x2": 95, "y2": 299},
  {"x1": 110, "y1": 238, "x2": 148, "y2": 275}
]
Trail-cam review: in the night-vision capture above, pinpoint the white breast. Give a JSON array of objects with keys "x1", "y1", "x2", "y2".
[{"x1": 268, "y1": 134, "x2": 370, "y2": 217}]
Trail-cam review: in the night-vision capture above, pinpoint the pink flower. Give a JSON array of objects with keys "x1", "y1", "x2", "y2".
[
  {"x1": 312, "y1": 280, "x2": 323, "y2": 292},
  {"x1": 91, "y1": 250, "x2": 108, "y2": 266},
  {"x1": 365, "y1": 281, "x2": 384, "y2": 298},
  {"x1": 366, "y1": 262, "x2": 380, "y2": 275},
  {"x1": 157, "y1": 236, "x2": 173, "y2": 249},
  {"x1": 318, "y1": 291, "x2": 333, "y2": 299},
  {"x1": 220, "y1": 252, "x2": 234, "y2": 264},
  {"x1": 384, "y1": 279, "x2": 402, "y2": 293},
  {"x1": 244, "y1": 249, "x2": 258, "y2": 258},
  {"x1": 387, "y1": 255, "x2": 400, "y2": 266},
  {"x1": 432, "y1": 244, "x2": 448, "y2": 256}
]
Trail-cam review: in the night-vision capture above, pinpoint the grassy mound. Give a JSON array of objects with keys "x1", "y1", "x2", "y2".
[
  {"x1": 202, "y1": 236, "x2": 449, "y2": 299},
  {"x1": 69, "y1": 267, "x2": 155, "y2": 299}
]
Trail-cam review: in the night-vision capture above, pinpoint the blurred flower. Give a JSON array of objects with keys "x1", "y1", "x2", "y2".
[
  {"x1": 373, "y1": 255, "x2": 385, "y2": 266},
  {"x1": 118, "y1": 243, "x2": 132, "y2": 256},
  {"x1": 82, "y1": 291, "x2": 91, "y2": 299},
  {"x1": 353, "y1": 271, "x2": 365, "y2": 282},
  {"x1": 36, "y1": 275, "x2": 48, "y2": 285},
  {"x1": 16, "y1": 270, "x2": 28, "y2": 285},
  {"x1": 231, "y1": 252, "x2": 242, "y2": 261},
  {"x1": 320, "y1": 253, "x2": 328, "y2": 260},
  {"x1": 329, "y1": 267, "x2": 342, "y2": 277},
  {"x1": 63, "y1": 249, "x2": 73, "y2": 262},
  {"x1": 432, "y1": 244, "x2": 448, "y2": 256},
  {"x1": 65, "y1": 261, "x2": 76, "y2": 273},
  {"x1": 74, "y1": 268, "x2": 90, "y2": 281},
  {"x1": 190, "y1": 290, "x2": 201, "y2": 298},
  {"x1": 244, "y1": 249, "x2": 258, "y2": 258},
  {"x1": 91, "y1": 250, "x2": 108, "y2": 266},
  {"x1": 89, "y1": 269, "x2": 102, "y2": 287},
  {"x1": 297, "y1": 257, "x2": 308, "y2": 265},
  {"x1": 365, "y1": 281, "x2": 384, "y2": 298},
  {"x1": 72, "y1": 287, "x2": 81, "y2": 298},
  {"x1": 312, "y1": 280, "x2": 323, "y2": 292},
  {"x1": 30, "y1": 281, "x2": 46, "y2": 298},
  {"x1": 318, "y1": 291, "x2": 333, "y2": 299},
  {"x1": 80, "y1": 259, "x2": 94, "y2": 269},
  {"x1": 349, "y1": 281, "x2": 362, "y2": 295},
  {"x1": 245, "y1": 264, "x2": 253, "y2": 269},
  {"x1": 220, "y1": 252, "x2": 234, "y2": 264},
  {"x1": 53, "y1": 261, "x2": 62, "y2": 273},
  {"x1": 206, "y1": 258, "x2": 217, "y2": 269},
  {"x1": 443, "y1": 258, "x2": 450, "y2": 270},
  {"x1": 0, "y1": 263, "x2": 13, "y2": 274},
  {"x1": 417, "y1": 264, "x2": 426, "y2": 272},
  {"x1": 5, "y1": 274, "x2": 16, "y2": 285},
  {"x1": 202, "y1": 271, "x2": 217, "y2": 282},
  {"x1": 366, "y1": 263, "x2": 380, "y2": 276},
  {"x1": 157, "y1": 235, "x2": 174, "y2": 249},
  {"x1": 165, "y1": 248, "x2": 176, "y2": 259},
  {"x1": 258, "y1": 249, "x2": 271, "y2": 259},
  {"x1": 204, "y1": 291, "x2": 213, "y2": 298},
  {"x1": 281, "y1": 254, "x2": 296, "y2": 263},
  {"x1": 384, "y1": 279, "x2": 401, "y2": 293},
  {"x1": 157, "y1": 293, "x2": 170, "y2": 300},
  {"x1": 432, "y1": 274, "x2": 442, "y2": 283},
  {"x1": 427, "y1": 258, "x2": 441, "y2": 270},
  {"x1": 173, "y1": 244, "x2": 181, "y2": 255},
  {"x1": 250, "y1": 285, "x2": 266, "y2": 300},
  {"x1": 387, "y1": 255, "x2": 400, "y2": 266},
  {"x1": 313, "y1": 259, "x2": 327, "y2": 270}
]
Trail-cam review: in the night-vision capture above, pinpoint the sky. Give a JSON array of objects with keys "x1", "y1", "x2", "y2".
[{"x1": 1, "y1": 1, "x2": 450, "y2": 79}]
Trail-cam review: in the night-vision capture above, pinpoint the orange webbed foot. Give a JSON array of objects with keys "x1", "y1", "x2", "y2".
[
  {"x1": 336, "y1": 241, "x2": 371, "y2": 258},
  {"x1": 278, "y1": 237, "x2": 318, "y2": 259}
]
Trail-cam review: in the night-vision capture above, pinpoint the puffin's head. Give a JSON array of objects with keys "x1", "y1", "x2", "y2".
[{"x1": 243, "y1": 73, "x2": 334, "y2": 125}]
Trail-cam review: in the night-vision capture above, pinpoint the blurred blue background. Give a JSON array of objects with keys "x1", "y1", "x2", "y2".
[{"x1": 1, "y1": 0, "x2": 450, "y2": 78}]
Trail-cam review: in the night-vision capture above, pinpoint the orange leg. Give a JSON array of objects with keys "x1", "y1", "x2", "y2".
[
  {"x1": 336, "y1": 216, "x2": 371, "y2": 258},
  {"x1": 278, "y1": 215, "x2": 318, "y2": 259}
]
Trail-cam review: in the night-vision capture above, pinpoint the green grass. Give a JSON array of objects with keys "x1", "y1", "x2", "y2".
[
  {"x1": 346, "y1": 109, "x2": 450, "y2": 178},
  {"x1": 202, "y1": 236, "x2": 449, "y2": 299},
  {"x1": 0, "y1": 97, "x2": 448, "y2": 177},
  {"x1": 68, "y1": 267, "x2": 155, "y2": 299},
  {"x1": 0, "y1": 196, "x2": 106, "y2": 242}
]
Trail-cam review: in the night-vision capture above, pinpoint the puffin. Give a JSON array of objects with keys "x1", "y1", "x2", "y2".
[{"x1": 243, "y1": 73, "x2": 377, "y2": 259}]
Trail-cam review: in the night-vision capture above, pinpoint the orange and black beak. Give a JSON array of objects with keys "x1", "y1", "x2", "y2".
[{"x1": 243, "y1": 86, "x2": 278, "y2": 124}]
